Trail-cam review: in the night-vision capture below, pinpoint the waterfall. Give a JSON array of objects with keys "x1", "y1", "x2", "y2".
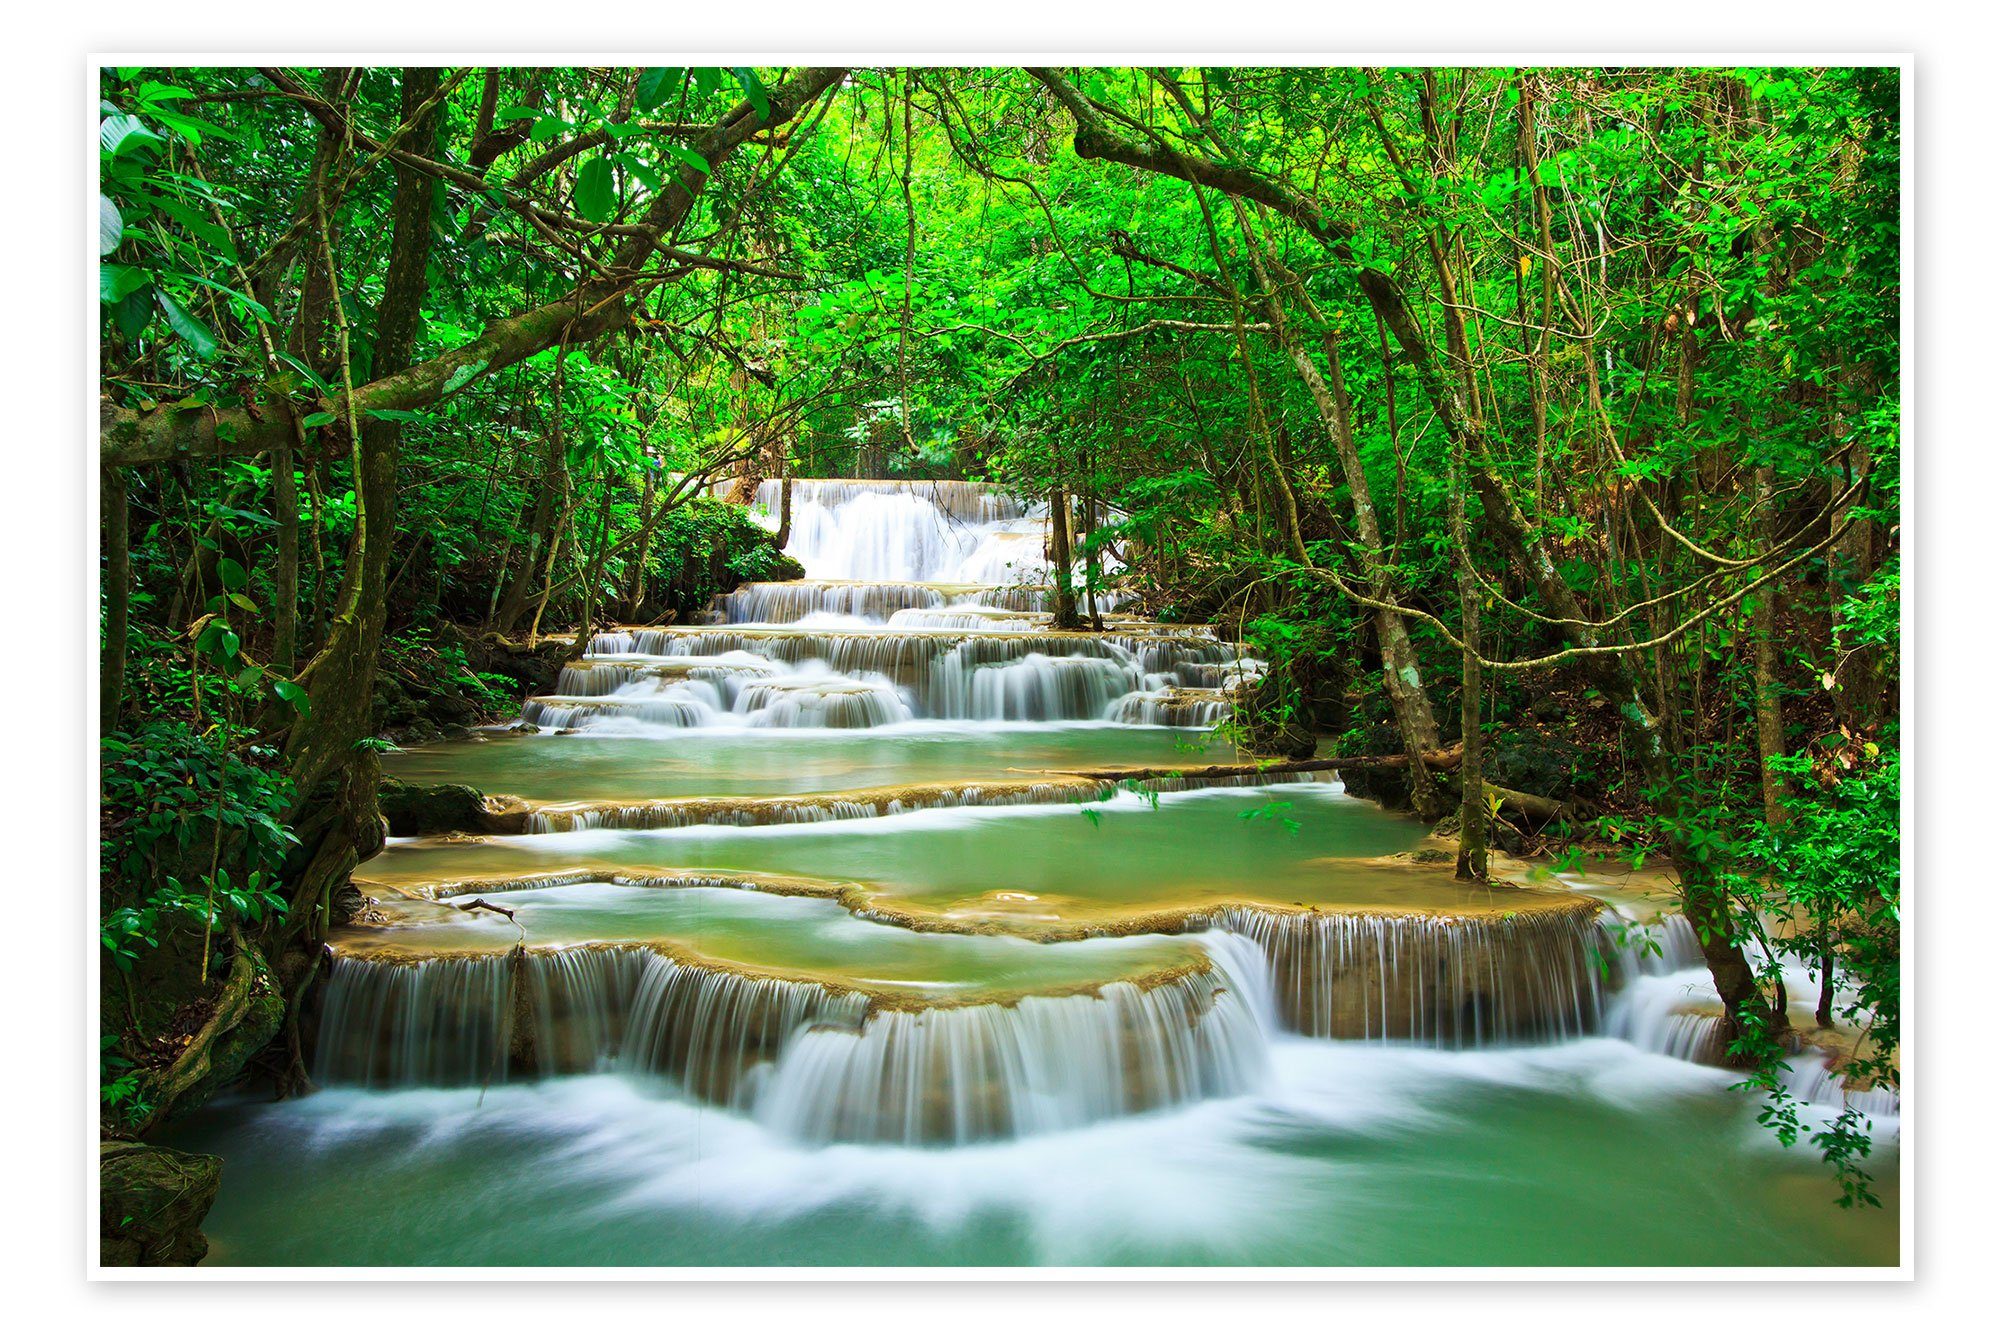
[
  {"x1": 315, "y1": 953, "x2": 520, "y2": 1088},
  {"x1": 313, "y1": 944, "x2": 867, "y2": 1097},
  {"x1": 1106, "y1": 688, "x2": 1235, "y2": 727},
  {"x1": 742, "y1": 479, "x2": 1056, "y2": 584},
  {"x1": 717, "y1": 581, "x2": 954, "y2": 625},
  {"x1": 750, "y1": 941, "x2": 1273, "y2": 1145},
  {"x1": 1205, "y1": 904, "x2": 1611, "y2": 1046},
  {"x1": 530, "y1": 627, "x2": 1243, "y2": 729},
  {"x1": 311, "y1": 933, "x2": 1271, "y2": 1144},
  {"x1": 1605, "y1": 956, "x2": 1901, "y2": 1118}
]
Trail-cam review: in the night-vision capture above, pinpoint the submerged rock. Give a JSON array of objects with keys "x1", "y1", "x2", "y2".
[{"x1": 99, "y1": 1140, "x2": 221, "y2": 1266}]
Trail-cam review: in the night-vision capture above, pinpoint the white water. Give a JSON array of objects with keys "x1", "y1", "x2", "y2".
[
  {"x1": 745, "y1": 478, "x2": 1064, "y2": 585},
  {"x1": 520, "y1": 478, "x2": 1247, "y2": 733}
]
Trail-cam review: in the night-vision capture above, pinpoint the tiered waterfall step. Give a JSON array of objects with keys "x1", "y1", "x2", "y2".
[
  {"x1": 318, "y1": 878, "x2": 1263, "y2": 1144},
  {"x1": 518, "y1": 624, "x2": 1252, "y2": 729}
]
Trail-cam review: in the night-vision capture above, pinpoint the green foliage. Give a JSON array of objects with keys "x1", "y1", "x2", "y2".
[
  {"x1": 643, "y1": 496, "x2": 801, "y2": 619},
  {"x1": 99, "y1": 719, "x2": 298, "y2": 974}
]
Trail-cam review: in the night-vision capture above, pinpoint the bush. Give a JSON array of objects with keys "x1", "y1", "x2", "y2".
[{"x1": 646, "y1": 497, "x2": 802, "y2": 619}]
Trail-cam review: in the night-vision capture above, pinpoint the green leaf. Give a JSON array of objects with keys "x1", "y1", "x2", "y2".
[
  {"x1": 155, "y1": 290, "x2": 217, "y2": 358},
  {"x1": 661, "y1": 143, "x2": 710, "y2": 177},
  {"x1": 299, "y1": 411, "x2": 338, "y2": 429},
  {"x1": 574, "y1": 156, "x2": 616, "y2": 222},
  {"x1": 113, "y1": 286, "x2": 153, "y2": 341},
  {"x1": 99, "y1": 195, "x2": 123, "y2": 256},
  {"x1": 730, "y1": 68, "x2": 771, "y2": 122},
  {"x1": 634, "y1": 68, "x2": 681, "y2": 112},
  {"x1": 363, "y1": 408, "x2": 429, "y2": 424},
  {"x1": 271, "y1": 351, "x2": 333, "y2": 396},
  {"x1": 99, "y1": 113, "x2": 164, "y2": 158},
  {"x1": 216, "y1": 557, "x2": 248, "y2": 592},
  {"x1": 227, "y1": 592, "x2": 260, "y2": 614},
  {"x1": 272, "y1": 679, "x2": 311, "y2": 716},
  {"x1": 99, "y1": 263, "x2": 149, "y2": 304}
]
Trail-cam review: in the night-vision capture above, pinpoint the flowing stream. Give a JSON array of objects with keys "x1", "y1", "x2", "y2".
[{"x1": 170, "y1": 477, "x2": 1899, "y2": 1267}]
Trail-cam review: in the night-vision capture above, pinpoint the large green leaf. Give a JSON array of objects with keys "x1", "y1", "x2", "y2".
[
  {"x1": 99, "y1": 263, "x2": 149, "y2": 304},
  {"x1": 730, "y1": 68, "x2": 771, "y2": 122},
  {"x1": 98, "y1": 195, "x2": 123, "y2": 256},
  {"x1": 99, "y1": 113, "x2": 164, "y2": 158},
  {"x1": 575, "y1": 157, "x2": 616, "y2": 222},
  {"x1": 661, "y1": 144, "x2": 710, "y2": 177},
  {"x1": 155, "y1": 290, "x2": 217, "y2": 359},
  {"x1": 113, "y1": 286, "x2": 153, "y2": 341},
  {"x1": 634, "y1": 68, "x2": 681, "y2": 112}
]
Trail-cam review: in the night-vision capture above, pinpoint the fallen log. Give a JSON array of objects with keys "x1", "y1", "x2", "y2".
[{"x1": 1482, "y1": 781, "x2": 1571, "y2": 822}]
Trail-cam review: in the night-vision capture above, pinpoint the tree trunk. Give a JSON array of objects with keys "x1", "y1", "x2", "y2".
[
  {"x1": 1455, "y1": 569, "x2": 1487, "y2": 879},
  {"x1": 278, "y1": 67, "x2": 440, "y2": 967},
  {"x1": 493, "y1": 427, "x2": 565, "y2": 635},
  {"x1": 1048, "y1": 484, "x2": 1081, "y2": 629},
  {"x1": 1247, "y1": 244, "x2": 1443, "y2": 814},
  {"x1": 1750, "y1": 466, "x2": 1791, "y2": 829},
  {"x1": 272, "y1": 439, "x2": 299, "y2": 673}
]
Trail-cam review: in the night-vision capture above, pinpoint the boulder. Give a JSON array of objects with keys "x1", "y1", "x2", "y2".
[
  {"x1": 99, "y1": 1141, "x2": 222, "y2": 1266},
  {"x1": 379, "y1": 778, "x2": 489, "y2": 836}
]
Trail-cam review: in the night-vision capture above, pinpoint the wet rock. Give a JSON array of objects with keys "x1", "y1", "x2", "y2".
[
  {"x1": 329, "y1": 880, "x2": 367, "y2": 927},
  {"x1": 378, "y1": 778, "x2": 527, "y2": 835},
  {"x1": 99, "y1": 1140, "x2": 222, "y2": 1266},
  {"x1": 379, "y1": 778, "x2": 490, "y2": 836}
]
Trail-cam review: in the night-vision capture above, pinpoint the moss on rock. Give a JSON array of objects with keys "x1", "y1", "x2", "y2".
[{"x1": 99, "y1": 1140, "x2": 222, "y2": 1266}]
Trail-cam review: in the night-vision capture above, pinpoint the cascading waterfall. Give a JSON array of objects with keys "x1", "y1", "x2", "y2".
[
  {"x1": 754, "y1": 938, "x2": 1273, "y2": 1145},
  {"x1": 529, "y1": 626, "x2": 1249, "y2": 729},
  {"x1": 743, "y1": 478, "x2": 1061, "y2": 585},
  {"x1": 311, "y1": 933, "x2": 1273, "y2": 1143},
  {"x1": 1206, "y1": 904, "x2": 1612, "y2": 1046},
  {"x1": 1605, "y1": 948, "x2": 1901, "y2": 1118},
  {"x1": 550, "y1": 472, "x2": 1244, "y2": 732}
]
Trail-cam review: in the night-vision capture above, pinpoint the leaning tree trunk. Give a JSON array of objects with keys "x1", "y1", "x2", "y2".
[
  {"x1": 268, "y1": 67, "x2": 443, "y2": 1091},
  {"x1": 1246, "y1": 244, "x2": 1444, "y2": 816}
]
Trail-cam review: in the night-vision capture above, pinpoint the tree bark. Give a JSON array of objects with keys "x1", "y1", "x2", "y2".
[
  {"x1": 1750, "y1": 466, "x2": 1791, "y2": 830},
  {"x1": 1456, "y1": 570, "x2": 1487, "y2": 879},
  {"x1": 1048, "y1": 483, "x2": 1081, "y2": 629}
]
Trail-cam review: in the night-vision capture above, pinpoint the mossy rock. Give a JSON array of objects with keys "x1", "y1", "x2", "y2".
[
  {"x1": 379, "y1": 778, "x2": 489, "y2": 836},
  {"x1": 99, "y1": 1141, "x2": 222, "y2": 1266}
]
